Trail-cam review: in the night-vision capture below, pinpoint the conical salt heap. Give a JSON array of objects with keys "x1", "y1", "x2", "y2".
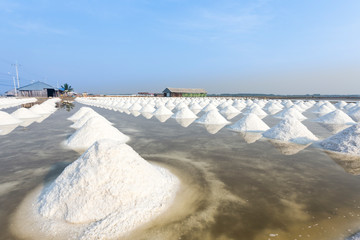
[
  {"x1": 314, "y1": 109, "x2": 356, "y2": 125},
  {"x1": 348, "y1": 107, "x2": 360, "y2": 122},
  {"x1": 11, "y1": 108, "x2": 40, "y2": 119},
  {"x1": 244, "y1": 105, "x2": 267, "y2": 117},
  {"x1": 196, "y1": 109, "x2": 230, "y2": 125},
  {"x1": 320, "y1": 124, "x2": 360, "y2": 156},
  {"x1": 229, "y1": 113, "x2": 269, "y2": 132},
  {"x1": 139, "y1": 104, "x2": 156, "y2": 113},
  {"x1": 172, "y1": 106, "x2": 197, "y2": 119},
  {"x1": 71, "y1": 115, "x2": 113, "y2": 129},
  {"x1": 65, "y1": 118, "x2": 129, "y2": 151},
  {"x1": 0, "y1": 111, "x2": 22, "y2": 125},
  {"x1": 67, "y1": 107, "x2": 96, "y2": 122},
  {"x1": 263, "y1": 117, "x2": 318, "y2": 144},
  {"x1": 153, "y1": 105, "x2": 173, "y2": 116},
  {"x1": 274, "y1": 107, "x2": 307, "y2": 120},
  {"x1": 37, "y1": 139, "x2": 179, "y2": 238}
]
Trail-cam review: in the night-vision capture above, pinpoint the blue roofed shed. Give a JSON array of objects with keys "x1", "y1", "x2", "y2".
[{"x1": 18, "y1": 81, "x2": 59, "y2": 97}]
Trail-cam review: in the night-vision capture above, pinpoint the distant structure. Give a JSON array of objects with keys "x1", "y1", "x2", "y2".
[
  {"x1": 17, "y1": 81, "x2": 59, "y2": 97},
  {"x1": 162, "y1": 87, "x2": 207, "y2": 97}
]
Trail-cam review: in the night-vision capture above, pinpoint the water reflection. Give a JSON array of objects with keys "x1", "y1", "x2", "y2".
[
  {"x1": 325, "y1": 151, "x2": 360, "y2": 175},
  {"x1": 154, "y1": 114, "x2": 172, "y2": 123},
  {"x1": 141, "y1": 112, "x2": 153, "y2": 119},
  {"x1": 59, "y1": 101, "x2": 75, "y2": 112},
  {"x1": 239, "y1": 131, "x2": 263, "y2": 144},
  {"x1": 200, "y1": 123, "x2": 227, "y2": 134},
  {"x1": 130, "y1": 111, "x2": 141, "y2": 117},
  {"x1": 19, "y1": 118, "x2": 37, "y2": 127},
  {"x1": 268, "y1": 139, "x2": 310, "y2": 155},
  {"x1": 35, "y1": 114, "x2": 51, "y2": 123},
  {"x1": 175, "y1": 118, "x2": 196, "y2": 128},
  {"x1": 0, "y1": 124, "x2": 19, "y2": 135}
]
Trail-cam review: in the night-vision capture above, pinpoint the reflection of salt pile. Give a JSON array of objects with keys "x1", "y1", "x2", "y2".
[
  {"x1": 320, "y1": 124, "x2": 360, "y2": 156},
  {"x1": 37, "y1": 140, "x2": 179, "y2": 238},
  {"x1": 268, "y1": 140, "x2": 310, "y2": 155},
  {"x1": 65, "y1": 117, "x2": 129, "y2": 151},
  {"x1": 229, "y1": 113, "x2": 269, "y2": 132},
  {"x1": 0, "y1": 111, "x2": 22, "y2": 125},
  {"x1": 263, "y1": 117, "x2": 318, "y2": 144},
  {"x1": 314, "y1": 109, "x2": 356, "y2": 125},
  {"x1": 196, "y1": 109, "x2": 230, "y2": 125}
]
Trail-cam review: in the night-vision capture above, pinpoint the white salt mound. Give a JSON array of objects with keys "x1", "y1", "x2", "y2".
[
  {"x1": 153, "y1": 105, "x2": 173, "y2": 116},
  {"x1": 30, "y1": 104, "x2": 52, "y2": 115},
  {"x1": 196, "y1": 109, "x2": 230, "y2": 125},
  {"x1": 11, "y1": 108, "x2": 40, "y2": 119},
  {"x1": 0, "y1": 111, "x2": 22, "y2": 125},
  {"x1": 320, "y1": 124, "x2": 360, "y2": 156},
  {"x1": 274, "y1": 107, "x2": 307, "y2": 120},
  {"x1": 263, "y1": 117, "x2": 318, "y2": 144},
  {"x1": 172, "y1": 107, "x2": 197, "y2": 119},
  {"x1": 37, "y1": 140, "x2": 179, "y2": 238},
  {"x1": 220, "y1": 105, "x2": 240, "y2": 115},
  {"x1": 229, "y1": 113, "x2": 269, "y2": 132},
  {"x1": 66, "y1": 119, "x2": 129, "y2": 151},
  {"x1": 71, "y1": 115, "x2": 113, "y2": 129},
  {"x1": 314, "y1": 109, "x2": 356, "y2": 125},
  {"x1": 68, "y1": 107, "x2": 95, "y2": 122}
]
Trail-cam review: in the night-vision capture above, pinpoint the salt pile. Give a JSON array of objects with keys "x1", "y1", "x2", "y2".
[
  {"x1": 139, "y1": 104, "x2": 156, "y2": 113},
  {"x1": 172, "y1": 107, "x2": 197, "y2": 119},
  {"x1": 229, "y1": 113, "x2": 269, "y2": 132},
  {"x1": 274, "y1": 107, "x2": 307, "y2": 120},
  {"x1": 65, "y1": 118, "x2": 129, "y2": 151},
  {"x1": 30, "y1": 104, "x2": 52, "y2": 115},
  {"x1": 196, "y1": 109, "x2": 230, "y2": 125},
  {"x1": 37, "y1": 140, "x2": 179, "y2": 238},
  {"x1": 71, "y1": 115, "x2": 113, "y2": 129},
  {"x1": 312, "y1": 104, "x2": 333, "y2": 115},
  {"x1": 202, "y1": 103, "x2": 217, "y2": 112},
  {"x1": 349, "y1": 108, "x2": 360, "y2": 122},
  {"x1": 263, "y1": 117, "x2": 318, "y2": 144},
  {"x1": 11, "y1": 108, "x2": 40, "y2": 119},
  {"x1": 320, "y1": 124, "x2": 360, "y2": 156},
  {"x1": 0, "y1": 111, "x2": 22, "y2": 125},
  {"x1": 314, "y1": 109, "x2": 356, "y2": 125},
  {"x1": 68, "y1": 107, "x2": 96, "y2": 122},
  {"x1": 153, "y1": 105, "x2": 173, "y2": 116}
]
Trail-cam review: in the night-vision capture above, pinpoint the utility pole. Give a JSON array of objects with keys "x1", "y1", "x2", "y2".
[
  {"x1": 11, "y1": 61, "x2": 21, "y2": 88},
  {"x1": 12, "y1": 76, "x2": 17, "y2": 97}
]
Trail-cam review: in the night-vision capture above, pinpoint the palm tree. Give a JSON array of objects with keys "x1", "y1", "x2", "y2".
[{"x1": 61, "y1": 83, "x2": 74, "y2": 95}]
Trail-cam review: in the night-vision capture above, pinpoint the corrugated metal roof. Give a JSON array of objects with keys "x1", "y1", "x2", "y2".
[
  {"x1": 163, "y1": 87, "x2": 207, "y2": 93},
  {"x1": 18, "y1": 81, "x2": 55, "y2": 91}
]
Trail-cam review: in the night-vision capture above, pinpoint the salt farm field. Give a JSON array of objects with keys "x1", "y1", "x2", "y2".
[{"x1": 1, "y1": 100, "x2": 360, "y2": 240}]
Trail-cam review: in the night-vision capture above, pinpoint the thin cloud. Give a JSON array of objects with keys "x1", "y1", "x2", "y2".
[{"x1": 12, "y1": 21, "x2": 68, "y2": 35}]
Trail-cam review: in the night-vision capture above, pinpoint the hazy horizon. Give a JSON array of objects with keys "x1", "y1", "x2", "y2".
[{"x1": 1, "y1": 0, "x2": 359, "y2": 95}]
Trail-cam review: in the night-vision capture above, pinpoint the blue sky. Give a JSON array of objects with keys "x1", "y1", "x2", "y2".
[{"x1": 0, "y1": 0, "x2": 359, "y2": 95}]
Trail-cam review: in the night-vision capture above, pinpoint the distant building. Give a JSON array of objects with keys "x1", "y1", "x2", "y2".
[
  {"x1": 17, "y1": 81, "x2": 59, "y2": 97},
  {"x1": 162, "y1": 87, "x2": 207, "y2": 97}
]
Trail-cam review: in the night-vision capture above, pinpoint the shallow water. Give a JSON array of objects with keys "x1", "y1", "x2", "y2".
[{"x1": 1, "y1": 103, "x2": 360, "y2": 240}]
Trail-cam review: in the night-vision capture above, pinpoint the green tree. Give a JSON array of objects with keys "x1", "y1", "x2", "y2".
[{"x1": 61, "y1": 83, "x2": 74, "y2": 95}]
